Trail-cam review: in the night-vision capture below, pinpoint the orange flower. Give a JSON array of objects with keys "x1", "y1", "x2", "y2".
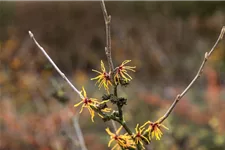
[
  {"x1": 140, "y1": 120, "x2": 168, "y2": 140},
  {"x1": 91, "y1": 60, "x2": 112, "y2": 93},
  {"x1": 74, "y1": 87, "x2": 109, "y2": 122},
  {"x1": 133, "y1": 124, "x2": 150, "y2": 149},
  {"x1": 106, "y1": 126, "x2": 135, "y2": 150},
  {"x1": 114, "y1": 60, "x2": 135, "y2": 84}
]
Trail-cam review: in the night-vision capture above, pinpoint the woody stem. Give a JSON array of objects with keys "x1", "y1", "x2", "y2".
[{"x1": 114, "y1": 85, "x2": 123, "y2": 121}]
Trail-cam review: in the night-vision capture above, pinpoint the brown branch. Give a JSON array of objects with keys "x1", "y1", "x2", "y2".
[
  {"x1": 100, "y1": 0, "x2": 114, "y2": 72},
  {"x1": 159, "y1": 26, "x2": 225, "y2": 124},
  {"x1": 100, "y1": 0, "x2": 118, "y2": 133},
  {"x1": 100, "y1": 2, "x2": 142, "y2": 149}
]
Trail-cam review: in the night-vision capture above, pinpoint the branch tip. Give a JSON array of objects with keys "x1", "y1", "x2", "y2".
[
  {"x1": 221, "y1": 26, "x2": 225, "y2": 39},
  {"x1": 28, "y1": 31, "x2": 33, "y2": 38},
  {"x1": 101, "y1": 0, "x2": 114, "y2": 71},
  {"x1": 159, "y1": 26, "x2": 225, "y2": 123},
  {"x1": 28, "y1": 31, "x2": 83, "y2": 99}
]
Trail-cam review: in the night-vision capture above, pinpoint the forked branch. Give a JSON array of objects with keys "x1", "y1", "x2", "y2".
[
  {"x1": 159, "y1": 26, "x2": 225, "y2": 124},
  {"x1": 100, "y1": 2, "x2": 140, "y2": 149}
]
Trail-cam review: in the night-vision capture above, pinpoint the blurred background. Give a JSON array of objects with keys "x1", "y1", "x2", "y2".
[{"x1": 0, "y1": 1, "x2": 225, "y2": 150}]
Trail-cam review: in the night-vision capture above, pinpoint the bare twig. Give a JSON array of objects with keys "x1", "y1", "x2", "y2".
[
  {"x1": 159, "y1": 26, "x2": 225, "y2": 124},
  {"x1": 100, "y1": 0, "x2": 120, "y2": 134},
  {"x1": 72, "y1": 115, "x2": 88, "y2": 150},
  {"x1": 29, "y1": 31, "x2": 87, "y2": 150},
  {"x1": 28, "y1": 31, "x2": 83, "y2": 99},
  {"x1": 100, "y1": 0, "x2": 114, "y2": 72},
  {"x1": 111, "y1": 120, "x2": 118, "y2": 131},
  {"x1": 100, "y1": 2, "x2": 141, "y2": 149}
]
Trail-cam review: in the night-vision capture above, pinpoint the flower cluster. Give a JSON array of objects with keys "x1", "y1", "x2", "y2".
[
  {"x1": 106, "y1": 126, "x2": 135, "y2": 150},
  {"x1": 91, "y1": 60, "x2": 112, "y2": 93},
  {"x1": 104, "y1": 120, "x2": 168, "y2": 150},
  {"x1": 74, "y1": 87, "x2": 110, "y2": 122},
  {"x1": 141, "y1": 120, "x2": 169, "y2": 141},
  {"x1": 133, "y1": 124, "x2": 150, "y2": 149},
  {"x1": 91, "y1": 60, "x2": 136, "y2": 93},
  {"x1": 74, "y1": 60, "x2": 169, "y2": 150},
  {"x1": 114, "y1": 60, "x2": 136, "y2": 84}
]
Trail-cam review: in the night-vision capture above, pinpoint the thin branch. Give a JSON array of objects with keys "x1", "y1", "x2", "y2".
[
  {"x1": 100, "y1": 0, "x2": 122, "y2": 136},
  {"x1": 114, "y1": 85, "x2": 123, "y2": 120},
  {"x1": 29, "y1": 31, "x2": 88, "y2": 150},
  {"x1": 100, "y1": 0, "x2": 114, "y2": 72},
  {"x1": 111, "y1": 120, "x2": 118, "y2": 131},
  {"x1": 159, "y1": 26, "x2": 225, "y2": 124},
  {"x1": 100, "y1": 2, "x2": 141, "y2": 149},
  {"x1": 28, "y1": 31, "x2": 83, "y2": 99},
  {"x1": 72, "y1": 115, "x2": 88, "y2": 150}
]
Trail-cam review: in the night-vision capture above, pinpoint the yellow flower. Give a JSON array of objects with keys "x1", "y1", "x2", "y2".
[
  {"x1": 140, "y1": 120, "x2": 168, "y2": 140},
  {"x1": 106, "y1": 126, "x2": 135, "y2": 150},
  {"x1": 114, "y1": 60, "x2": 136, "y2": 84},
  {"x1": 122, "y1": 135, "x2": 136, "y2": 150},
  {"x1": 91, "y1": 60, "x2": 112, "y2": 93},
  {"x1": 133, "y1": 124, "x2": 150, "y2": 149},
  {"x1": 74, "y1": 87, "x2": 108, "y2": 122},
  {"x1": 97, "y1": 107, "x2": 111, "y2": 118}
]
